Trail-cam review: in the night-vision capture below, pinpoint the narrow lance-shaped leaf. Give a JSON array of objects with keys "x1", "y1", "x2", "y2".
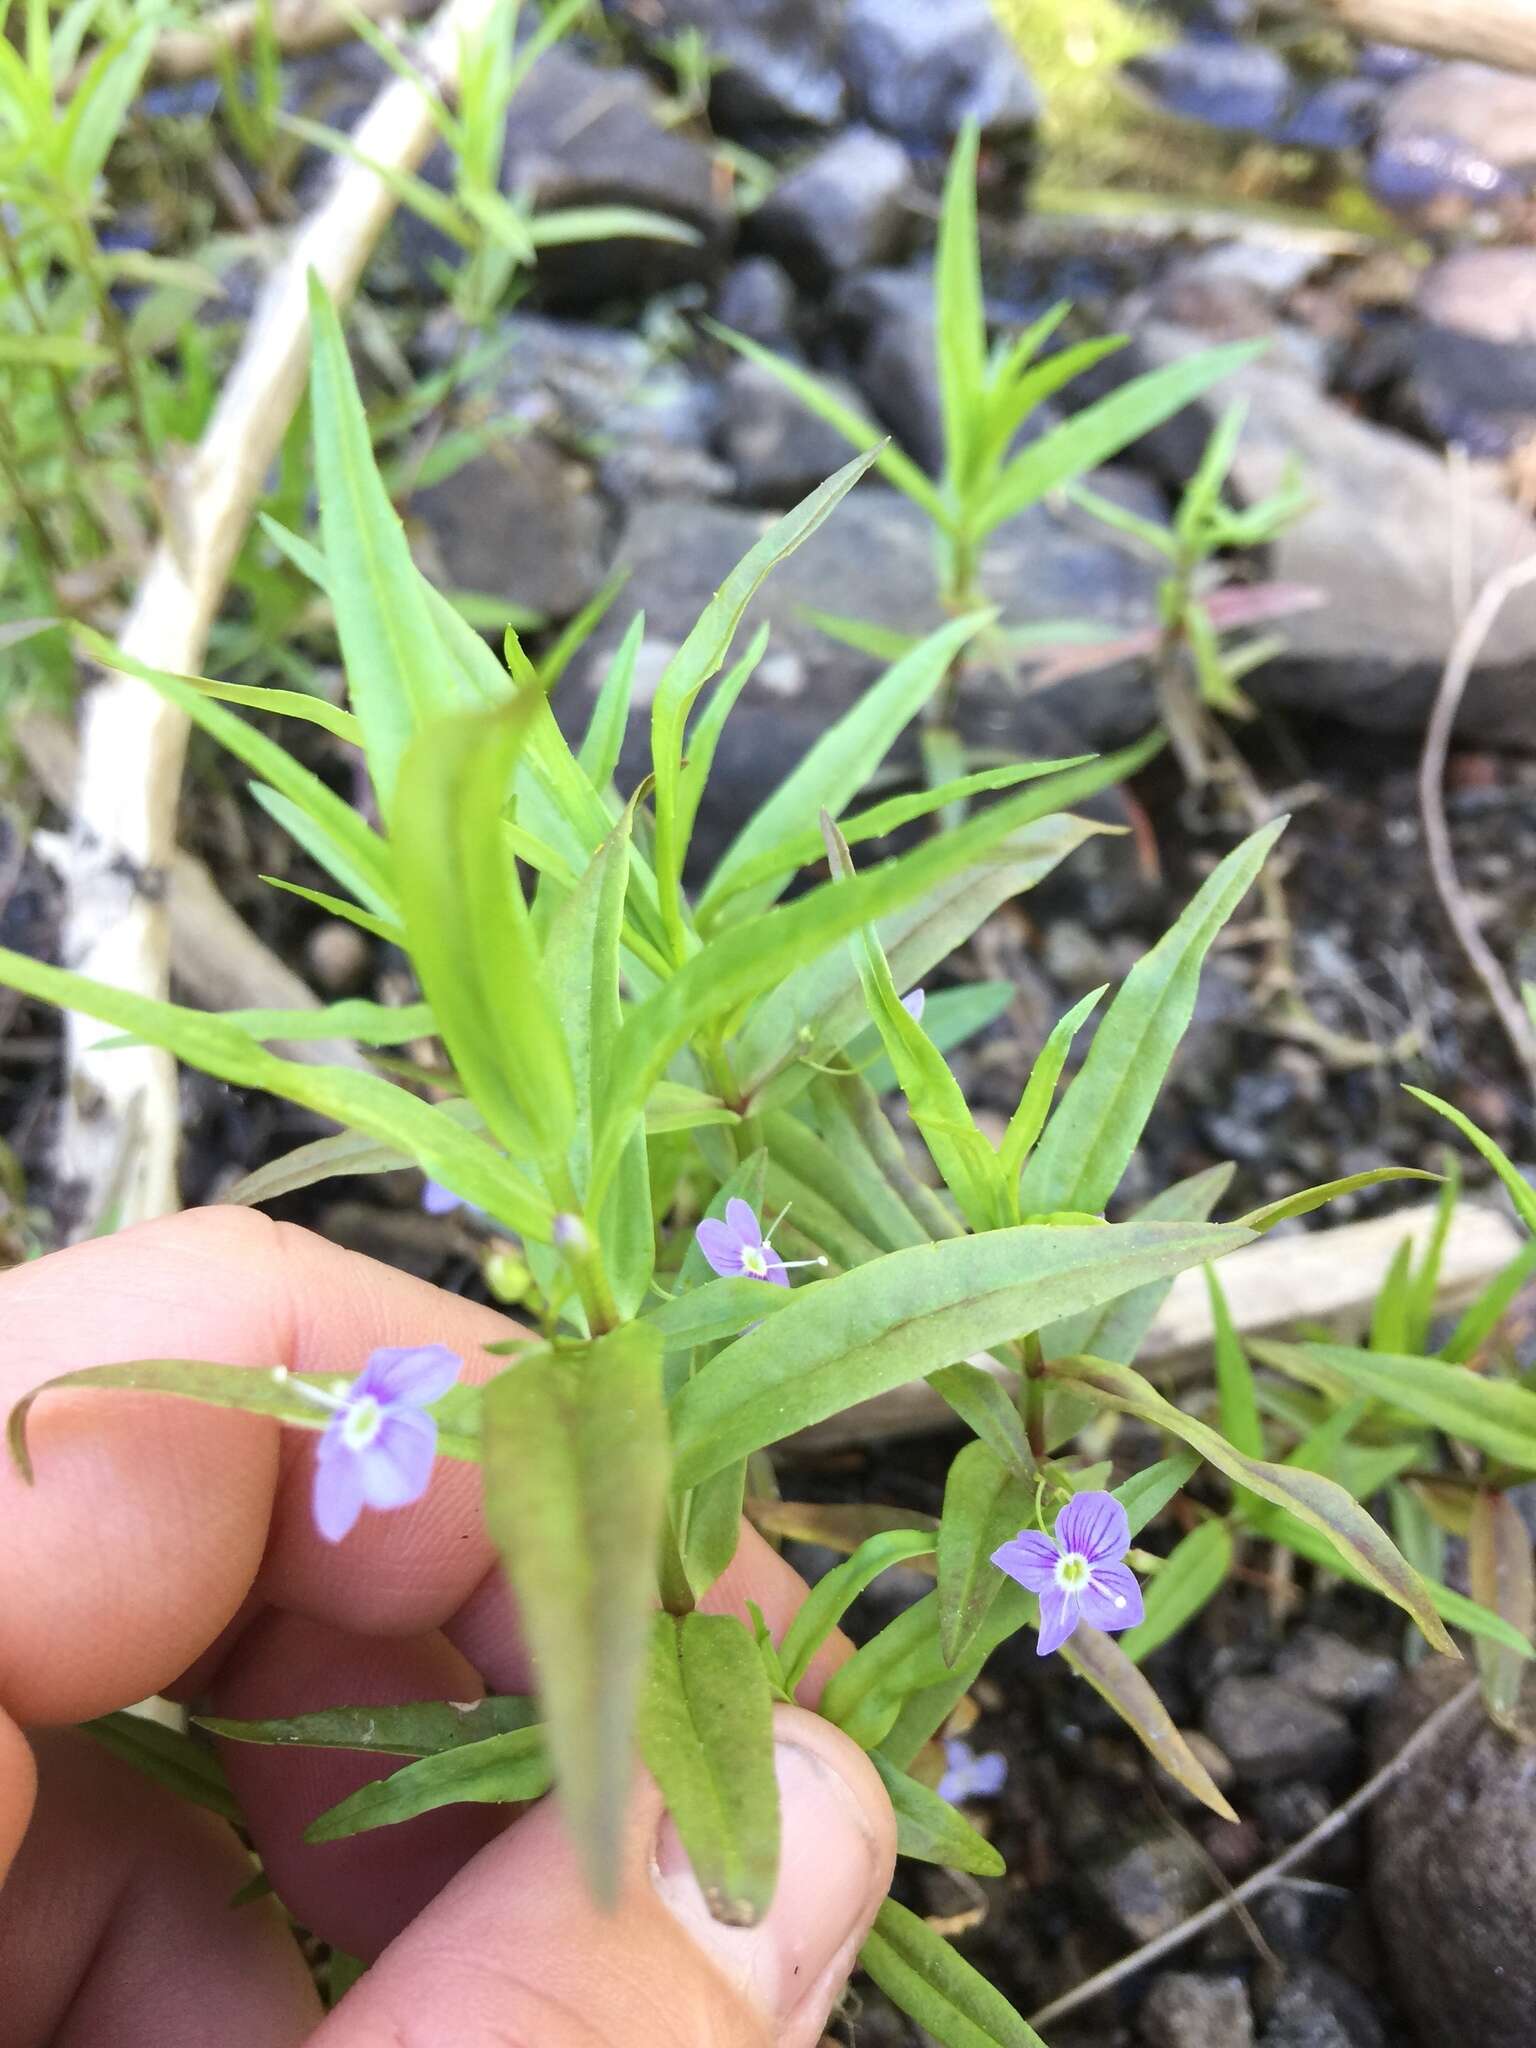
[
  {"x1": 701, "y1": 610, "x2": 994, "y2": 922},
  {"x1": 638, "y1": 1613, "x2": 780, "y2": 1925},
  {"x1": 650, "y1": 449, "x2": 880, "y2": 954},
  {"x1": 85, "y1": 1712, "x2": 241, "y2": 1824},
  {"x1": 778, "y1": 1530, "x2": 938, "y2": 1696},
  {"x1": 1254, "y1": 1340, "x2": 1536, "y2": 1475},
  {"x1": 1113, "y1": 1449, "x2": 1201, "y2": 1537},
  {"x1": 1019, "y1": 818, "x2": 1285, "y2": 1216},
  {"x1": 937, "y1": 1440, "x2": 1036, "y2": 1666},
  {"x1": 481, "y1": 1325, "x2": 669, "y2": 1904},
  {"x1": 1469, "y1": 1489, "x2": 1535, "y2": 1725},
  {"x1": 305, "y1": 1727, "x2": 551, "y2": 1843},
  {"x1": 929, "y1": 1360, "x2": 1035, "y2": 1477},
  {"x1": 822, "y1": 813, "x2": 1007, "y2": 1231},
  {"x1": 1236, "y1": 1168, "x2": 1439, "y2": 1234},
  {"x1": 394, "y1": 701, "x2": 576, "y2": 1175},
  {"x1": 199, "y1": 1697, "x2": 539, "y2": 1756},
  {"x1": 933, "y1": 118, "x2": 987, "y2": 497},
  {"x1": 8, "y1": 1358, "x2": 482, "y2": 1484},
  {"x1": 1058, "y1": 1622, "x2": 1238, "y2": 1819},
  {"x1": 1118, "y1": 1519, "x2": 1233, "y2": 1664},
  {"x1": 861, "y1": 1898, "x2": 1049, "y2": 2048},
  {"x1": 868, "y1": 1753, "x2": 1003, "y2": 1879},
  {"x1": 1406, "y1": 1086, "x2": 1536, "y2": 1240},
  {"x1": 998, "y1": 985, "x2": 1106, "y2": 1206},
  {"x1": 671, "y1": 1221, "x2": 1253, "y2": 1488},
  {"x1": 1047, "y1": 1351, "x2": 1455, "y2": 1653}
]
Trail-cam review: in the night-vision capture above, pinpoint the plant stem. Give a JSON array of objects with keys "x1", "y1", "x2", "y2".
[
  {"x1": 69, "y1": 212, "x2": 157, "y2": 469},
  {"x1": 0, "y1": 221, "x2": 96, "y2": 467},
  {"x1": 0, "y1": 412, "x2": 64, "y2": 571}
]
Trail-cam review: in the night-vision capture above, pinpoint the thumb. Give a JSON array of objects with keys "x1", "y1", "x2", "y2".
[{"x1": 315, "y1": 1704, "x2": 897, "y2": 2048}]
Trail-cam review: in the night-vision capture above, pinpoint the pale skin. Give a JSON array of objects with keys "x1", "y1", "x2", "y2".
[{"x1": 0, "y1": 1207, "x2": 897, "y2": 2048}]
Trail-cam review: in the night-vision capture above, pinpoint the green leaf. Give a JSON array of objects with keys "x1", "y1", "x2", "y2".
[
  {"x1": 929, "y1": 1361, "x2": 1035, "y2": 1476},
  {"x1": 855, "y1": 982, "x2": 1017, "y2": 1100},
  {"x1": 1262, "y1": 1503, "x2": 1530, "y2": 1658},
  {"x1": 1236, "y1": 1168, "x2": 1439, "y2": 1234},
  {"x1": 1119, "y1": 1520, "x2": 1233, "y2": 1663},
  {"x1": 649, "y1": 449, "x2": 880, "y2": 955},
  {"x1": 199, "y1": 1697, "x2": 539, "y2": 1756},
  {"x1": 643, "y1": 1276, "x2": 795, "y2": 1351},
  {"x1": 1441, "y1": 1241, "x2": 1536, "y2": 1366},
  {"x1": 395, "y1": 701, "x2": 576, "y2": 1172},
  {"x1": 997, "y1": 985, "x2": 1106, "y2": 1202},
  {"x1": 933, "y1": 119, "x2": 987, "y2": 495},
  {"x1": 701, "y1": 611, "x2": 995, "y2": 922},
  {"x1": 778, "y1": 1530, "x2": 938, "y2": 1696},
  {"x1": 823, "y1": 815, "x2": 1008, "y2": 1231},
  {"x1": 168, "y1": 1000, "x2": 435, "y2": 1048},
  {"x1": 172, "y1": 674, "x2": 362, "y2": 745},
  {"x1": 1405, "y1": 1086, "x2": 1536, "y2": 1240},
  {"x1": 84, "y1": 1711, "x2": 241, "y2": 1823},
  {"x1": 675, "y1": 622, "x2": 771, "y2": 868},
  {"x1": 0, "y1": 332, "x2": 113, "y2": 366},
  {"x1": 1019, "y1": 819, "x2": 1284, "y2": 1215},
  {"x1": 577, "y1": 610, "x2": 644, "y2": 791},
  {"x1": 1405, "y1": 1159, "x2": 1461, "y2": 1356},
  {"x1": 1467, "y1": 1491, "x2": 1533, "y2": 1723},
  {"x1": 7, "y1": 1357, "x2": 482, "y2": 1484},
  {"x1": 860, "y1": 1898, "x2": 1049, "y2": 2048},
  {"x1": 706, "y1": 322, "x2": 947, "y2": 522},
  {"x1": 0, "y1": 948, "x2": 552, "y2": 1234},
  {"x1": 481, "y1": 1324, "x2": 669, "y2": 1904},
  {"x1": 671, "y1": 1221, "x2": 1252, "y2": 1487},
  {"x1": 1047, "y1": 1351, "x2": 1455, "y2": 1653},
  {"x1": 869, "y1": 1752, "x2": 1003, "y2": 1878},
  {"x1": 1208, "y1": 1264, "x2": 1264, "y2": 1460},
  {"x1": 976, "y1": 341, "x2": 1266, "y2": 537},
  {"x1": 1113, "y1": 1448, "x2": 1201, "y2": 1537},
  {"x1": 221, "y1": 1108, "x2": 482, "y2": 1208},
  {"x1": 1255, "y1": 1341, "x2": 1536, "y2": 1474},
  {"x1": 761, "y1": 1108, "x2": 922, "y2": 1254},
  {"x1": 638, "y1": 1613, "x2": 780, "y2": 1925},
  {"x1": 1058, "y1": 1622, "x2": 1238, "y2": 1818},
  {"x1": 937, "y1": 1440, "x2": 1037, "y2": 1666},
  {"x1": 305, "y1": 1726, "x2": 551, "y2": 1842},
  {"x1": 1370, "y1": 1237, "x2": 1415, "y2": 1357}
]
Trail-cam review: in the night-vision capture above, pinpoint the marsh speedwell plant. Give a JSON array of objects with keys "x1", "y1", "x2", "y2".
[{"x1": 0, "y1": 281, "x2": 1504, "y2": 2045}]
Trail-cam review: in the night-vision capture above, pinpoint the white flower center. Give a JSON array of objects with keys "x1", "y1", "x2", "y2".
[
  {"x1": 1055, "y1": 1551, "x2": 1090, "y2": 1593},
  {"x1": 342, "y1": 1395, "x2": 383, "y2": 1450},
  {"x1": 740, "y1": 1243, "x2": 769, "y2": 1277}
]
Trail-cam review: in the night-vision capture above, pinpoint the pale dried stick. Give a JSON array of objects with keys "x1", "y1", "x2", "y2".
[
  {"x1": 1416, "y1": 552, "x2": 1536, "y2": 1100},
  {"x1": 1027, "y1": 1680, "x2": 1479, "y2": 2032},
  {"x1": 60, "y1": 0, "x2": 496, "y2": 1232},
  {"x1": 1315, "y1": 0, "x2": 1536, "y2": 75}
]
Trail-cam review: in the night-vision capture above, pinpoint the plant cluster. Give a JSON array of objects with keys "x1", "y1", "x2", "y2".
[{"x1": 2, "y1": 249, "x2": 1513, "y2": 2039}]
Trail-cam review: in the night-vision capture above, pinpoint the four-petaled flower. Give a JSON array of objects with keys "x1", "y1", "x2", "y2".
[
  {"x1": 695, "y1": 1198, "x2": 823, "y2": 1289},
  {"x1": 991, "y1": 1491, "x2": 1144, "y2": 1656},
  {"x1": 295, "y1": 1345, "x2": 462, "y2": 1544},
  {"x1": 936, "y1": 1736, "x2": 1008, "y2": 1805}
]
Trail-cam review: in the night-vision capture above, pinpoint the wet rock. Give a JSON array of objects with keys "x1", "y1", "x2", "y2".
[
  {"x1": 1371, "y1": 1660, "x2": 1536, "y2": 2048},
  {"x1": 1252, "y1": 1881, "x2": 1345, "y2": 1962},
  {"x1": 402, "y1": 47, "x2": 731, "y2": 302},
  {"x1": 831, "y1": 266, "x2": 941, "y2": 471},
  {"x1": 1204, "y1": 1676, "x2": 1352, "y2": 1784},
  {"x1": 1371, "y1": 62, "x2": 1536, "y2": 219},
  {"x1": 1127, "y1": 323, "x2": 1536, "y2": 748},
  {"x1": 1140, "y1": 1970, "x2": 1253, "y2": 2048},
  {"x1": 716, "y1": 356, "x2": 867, "y2": 505},
  {"x1": 1087, "y1": 1829, "x2": 1214, "y2": 1943},
  {"x1": 610, "y1": 0, "x2": 847, "y2": 138},
  {"x1": 838, "y1": 0, "x2": 1039, "y2": 156},
  {"x1": 714, "y1": 255, "x2": 799, "y2": 346},
  {"x1": 1275, "y1": 77, "x2": 1380, "y2": 153},
  {"x1": 1258, "y1": 1963, "x2": 1385, "y2": 2048},
  {"x1": 411, "y1": 431, "x2": 611, "y2": 621},
  {"x1": 1273, "y1": 1630, "x2": 1397, "y2": 1712},
  {"x1": 751, "y1": 127, "x2": 914, "y2": 288},
  {"x1": 1125, "y1": 37, "x2": 1291, "y2": 138},
  {"x1": 1400, "y1": 248, "x2": 1536, "y2": 457}
]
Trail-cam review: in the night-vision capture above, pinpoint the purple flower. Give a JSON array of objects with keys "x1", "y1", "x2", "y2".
[
  {"x1": 901, "y1": 987, "x2": 925, "y2": 1024},
  {"x1": 695, "y1": 1198, "x2": 824, "y2": 1289},
  {"x1": 991, "y1": 1491, "x2": 1144, "y2": 1657},
  {"x1": 937, "y1": 1737, "x2": 1008, "y2": 1805},
  {"x1": 421, "y1": 1179, "x2": 464, "y2": 1216},
  {"x1": 295, "y1": 1345, "x2": 461, "y2": 1544}
]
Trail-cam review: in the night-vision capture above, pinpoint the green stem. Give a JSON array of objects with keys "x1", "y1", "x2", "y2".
[
  {"x1": 0, "y1": 222, "x2": 95, "y2": 469},
  {"x1": 69, "y1": 212, "x2": 156, "y2": 469},
  {"x1": 0, "y1": 412, "x2": 63, "y2": 571},
  {"x1": 1021, "y1": 1330, "x2": 1046, "y2": 1461}
]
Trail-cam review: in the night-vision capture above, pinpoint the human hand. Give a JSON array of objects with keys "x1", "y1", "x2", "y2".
[{"x1": 0, "y1": 1207, "x2": 896, "y2": 2047}]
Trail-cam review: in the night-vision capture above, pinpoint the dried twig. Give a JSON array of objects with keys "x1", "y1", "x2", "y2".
[
  {"x1": 1416, "y1": 553, "x2": 1536, "y2": 1100},
  {"x1": 1027, "y1": 1681, "x2": 1479, "y2": 2032},
  {"x1": 59, "y1": 0, "x2": 497, "y2": 1232}
]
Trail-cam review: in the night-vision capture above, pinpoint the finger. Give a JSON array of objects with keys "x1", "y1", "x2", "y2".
[
  {"x1": 0, "y1": 1208, "x2": 833, "y2": 1726},
  {"x1": 317, "y1": 1705, "x2": 896, "y2": 2048},
  {"x1": 0, "y1": 1731, "x2": 319, "y2": 2048},
  {"x1": 0, "y1": 1709, "x2": 35, "y2": 1885},
  {"x1": 210, "y1": 1610, "x2": 505, "y2": 1959}
]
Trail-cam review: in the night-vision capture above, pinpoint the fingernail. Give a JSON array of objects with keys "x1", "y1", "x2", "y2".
[{"x1": 652, "y1": 1736, "x2": 883, "y2": 2029}]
